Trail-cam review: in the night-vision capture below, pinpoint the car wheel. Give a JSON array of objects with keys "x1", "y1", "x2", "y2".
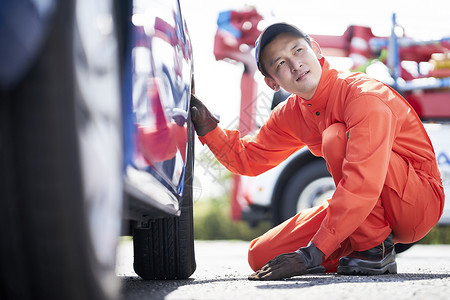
[
  {"x1": 276, "y1": 159, "x2": 335, "y2": 224},
  {"x1": 0, "y1": 1, "x2": 122, "y2": 299},
  {"x1": 133, "y1": 119, "x2": 196, "y2": 280}
]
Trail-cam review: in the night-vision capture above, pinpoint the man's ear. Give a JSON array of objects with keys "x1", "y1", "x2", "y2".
[
  {"x1": 264, "y1": 76, "x2": 280, "y2": 91},
  {"x1": 311, "y1": 40, "x2": 323, "y2": 59}
]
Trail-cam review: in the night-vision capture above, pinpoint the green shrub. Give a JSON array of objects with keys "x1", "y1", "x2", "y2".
[
  {"x1": 419, "y1": 225, "x2": 450, "y2": 244},
  {"x1": 193, "y1": 195, "x2": 271, "y2": 241}
]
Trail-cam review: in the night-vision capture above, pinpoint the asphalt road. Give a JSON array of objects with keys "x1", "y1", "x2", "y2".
[{"x1": 116, "y1": 240, "x2": 450, "y2": 300}]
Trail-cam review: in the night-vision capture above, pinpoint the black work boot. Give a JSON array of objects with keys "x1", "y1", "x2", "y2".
[{"x1": 337, "y1": 233, "x2": 397, "y2": 275}]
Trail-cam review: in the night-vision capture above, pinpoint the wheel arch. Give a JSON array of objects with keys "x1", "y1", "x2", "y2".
[{"x1": 270, "y1": 151, "x2": 325, "y2": 224}]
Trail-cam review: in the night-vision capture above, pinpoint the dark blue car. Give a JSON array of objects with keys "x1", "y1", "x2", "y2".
[{"x1": 0, "y1": 0, "x2": 195, "y2": 299}]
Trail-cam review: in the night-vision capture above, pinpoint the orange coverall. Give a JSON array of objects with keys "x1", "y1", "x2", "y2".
[{"x1": 199, "y1": 59, "x2": 445, "y2": 272}]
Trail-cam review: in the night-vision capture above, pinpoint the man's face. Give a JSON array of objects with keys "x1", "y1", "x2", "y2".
[{"x1": 261, "y1": 33, "x2": 323, "y2": 100}]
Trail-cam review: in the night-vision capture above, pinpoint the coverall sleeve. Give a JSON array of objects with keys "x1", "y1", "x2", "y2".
[
  {"x1": 199, "y1": 106, "x2": 305, "y2": 176},
  {"x1": 312, "y1": 95, "x2": 398, "y2": 256}
]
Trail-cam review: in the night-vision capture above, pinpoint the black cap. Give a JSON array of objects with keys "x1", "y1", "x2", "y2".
[{"x1": 255, "y1": 23, "x2": 310, "y2": 77}]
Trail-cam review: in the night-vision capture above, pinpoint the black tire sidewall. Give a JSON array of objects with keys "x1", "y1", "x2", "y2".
[
  {"x1": 0, "y1": 1, "x2": 121, "y2": 299},
  {"x1": 278, "y1": 159, "x2": 331, "y2": 223}
]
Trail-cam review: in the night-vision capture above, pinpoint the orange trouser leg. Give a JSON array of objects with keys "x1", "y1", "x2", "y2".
[
  {"x1": 323, "y1": 123, "x2": 441, "y2": 248},
  {"x1": 248, "y1": 203, "x2": 345, "y2": 272},
  {"x1": 248, "y1": 123, "x2": 443, "y2": 272},
  {"x1": 322, "y1": 123, "x2": 392, "y2": 253},
  {"x1": 381, "y1": 153, "x2": 443, "y2": 244}
]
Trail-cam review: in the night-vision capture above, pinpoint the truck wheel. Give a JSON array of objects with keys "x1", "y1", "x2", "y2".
[
  {"x1": 0, "y1": 1, "x2": 122, "y2": 299},
  {"x1": 133, "y1": 121, "x2": 196, "y2": 280},
  {"x1": 276, "y1": 159, "x2": 416, "y2": 254},
  {"x1": 394, "y1": 242, "x2": 416, "y2": 253},
  {"x1": 276, "y1": 159, "x2": 334, "y2": 224}
]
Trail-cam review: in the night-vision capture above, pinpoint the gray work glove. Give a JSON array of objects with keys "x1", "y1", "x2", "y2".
[
  {"x1": 248, "y1": 242, "x2": 325, "y2": 280},
  {"x1": 190, "y1": 94, "x2": 219, "y2": 136}
]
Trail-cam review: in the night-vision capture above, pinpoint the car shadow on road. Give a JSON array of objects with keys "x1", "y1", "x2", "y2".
[
  {"x1": 254, "y1": 273, "x2": 450, "y2": 289},
  {"x1": 120, "y1": 276, "x2": 189, "y2": 299},
  {"x1": 120, "y1": 276, "x2": 248, "y2": 300}
]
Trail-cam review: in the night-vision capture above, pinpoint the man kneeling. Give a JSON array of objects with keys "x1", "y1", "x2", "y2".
[{"x1": 190, "y1": 23, "x2": 445, "y2": 280}]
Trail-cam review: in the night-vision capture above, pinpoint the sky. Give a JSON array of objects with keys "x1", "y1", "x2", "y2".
[{"x1": 180, "y1": 0, "x2": 450, "y2": 199}]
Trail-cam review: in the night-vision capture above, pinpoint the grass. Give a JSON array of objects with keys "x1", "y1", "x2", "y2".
[
  {"x1": 193, "y1": 195, "x2": 271, "y2": 241},
  {"x1": 419, "y1": 225, "x2": 450, "y2": 244}
]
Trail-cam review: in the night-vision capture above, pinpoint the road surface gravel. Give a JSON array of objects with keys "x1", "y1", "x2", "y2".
[{"x1": 116, "y1": 240, "x2": 450, "y2": 300}]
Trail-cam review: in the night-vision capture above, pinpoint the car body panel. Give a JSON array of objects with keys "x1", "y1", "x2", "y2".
[
  {"x1": 123, "y1": 0, "x2": 193, "y2": 217},
  {"x1": 0, "y1": 0, "x2": 57, "y2": 88}
]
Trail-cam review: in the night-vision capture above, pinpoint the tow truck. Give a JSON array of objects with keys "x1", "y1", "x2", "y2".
[{"x1": 213, "y1": 10, "x2": 450, "y2": 228}]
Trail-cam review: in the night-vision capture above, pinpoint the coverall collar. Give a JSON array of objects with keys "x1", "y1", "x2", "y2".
[{"x1": 298, "y1": 58, "x2": 337, "y2": 111}]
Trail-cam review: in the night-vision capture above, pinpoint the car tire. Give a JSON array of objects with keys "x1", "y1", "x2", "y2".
[
  {"x1": 0, "y1": 1, "x2": 122, "y2": 300},
  {"x1": 275, "y1": 159, "x2": 334, "y2": 224},
  {"x1": 133, "y1": 119, "x2": 196, "y2": 280}
]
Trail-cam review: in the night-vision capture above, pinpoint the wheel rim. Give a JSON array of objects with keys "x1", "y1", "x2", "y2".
[{"x1": 296, "y1": 177, "x2": 335, "y2": 211}]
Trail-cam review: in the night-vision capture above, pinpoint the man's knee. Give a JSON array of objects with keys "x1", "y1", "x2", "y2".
[
  {"x1": 322, "y1": 123, "x2": 347, "y2": 180},
  {"x1": 248, "y1": 237, "x2": 265, "y2": 271},
  {"x1": 322, "y1": 123, "x2": 346, "y2": 158}
]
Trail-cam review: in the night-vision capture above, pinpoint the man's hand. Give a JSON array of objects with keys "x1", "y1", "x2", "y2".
[
  {"x1": 248, "y1": 242, "x2": 325, "y2": 281},
  {"x1": 190, "y1": 94, "x2": 219, "y2": 136}
]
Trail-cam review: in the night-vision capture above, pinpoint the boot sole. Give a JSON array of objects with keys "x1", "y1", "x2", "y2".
[
  {"x1": 306, "y1": 265, "x2": 326, "y2": 274},
  {"x1": 337, "y1": 262, "x2": 397, "y2": 275}
]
